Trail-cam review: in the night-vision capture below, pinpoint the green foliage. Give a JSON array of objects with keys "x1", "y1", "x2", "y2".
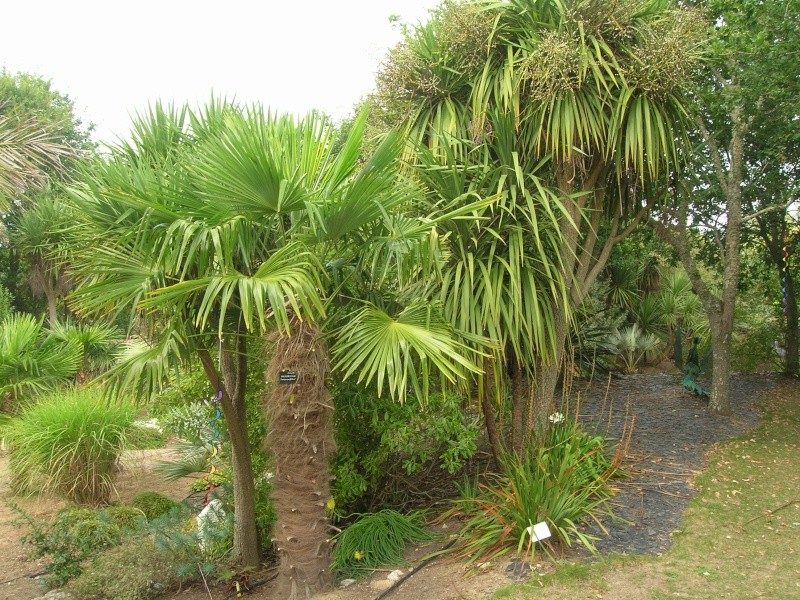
[
  {"x1": 159, "y1": 400, "x2": 217, "y2": 444},
  {"x1": 0, "y1": 285, "x2": 13, "y2": 322},
  {"x1": 149, "y1": 366, "x2": 213, "y2": 420},
  {"x1": 332, "y1": 384, "x2": 479, "y2": 511},
  {"x1": 146, "y1": 500, "x2": 233, "y2": 577},
  {"x1": 0, "y1": 312, "x2": 82, "y2": 403},
  {"x1": 69, "y1": 536, "x2": 181, "y2": 600},
  {"x1": 453, "y1": 419, "x2": 615, "y2": 563},
  {"x1": 13, "y1": 504, "x2": 124, "y2": 587},
  {"x1": 131, "y1": 492, "x2": 181, "y2": 521},
  {"x1": 103, "y1": 505, "x2": 146, "y2": 531},
  {"x1": 3, "y1": 387, "x2": 135, "y2": 504},
  {"x1": 731, "y1": 289, "x2": 783, "y2": 372},
  {"x1": 330, "y1": 509, "x2": 434, "y2": 578},
  {"x1": 47, "y1": 319, "x2": 122, "y2": 378},
  {"x1": 606, "y1": 323, "x2": 662, "y2": 373}
]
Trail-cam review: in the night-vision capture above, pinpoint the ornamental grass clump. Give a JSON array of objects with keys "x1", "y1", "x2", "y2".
[
  {"x1": 4, "y1": 387, "x2": 136, "y2": 505},
  {"x1": 454, "y1": 419, "x2": 618, "y2": 563},
  {"x1": 330, "y1": 509, "x2": 434, "y2": 579}
]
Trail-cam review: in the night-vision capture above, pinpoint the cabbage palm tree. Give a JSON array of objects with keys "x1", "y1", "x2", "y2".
[
  {"x1": 65, "y1": 101, "x2": 482, "y2": 591},
  {"x1": 0, "y1": 113, "x2": 73, "y2": 210},
  {"x1": 372, "y1": 0, "x2": 706, "y2": 441}
]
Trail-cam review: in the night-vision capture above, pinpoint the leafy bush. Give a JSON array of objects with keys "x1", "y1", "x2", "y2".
[
  {"x1": 0, "y1": 313, "x2": 82, "y2": 403},
  {"x1": 144, "y1": 502, "x2": 232, "y2": 578},
  {"x1": 13, "y1": 505, "x2": 124, "y2": 587},
  {"x1": 332, "y1": 384, "x2": 479, "y2": 512},
  {"x1": 330, "y1": 509, "x2": 434, "y2": 578},
  {"x1": 132, "y1": 491, "x2": 182, "y2": 521},
  {"x1": 0, "y1": 285, "x2": 13, "y2": 322},
  {"x1": 607, "y1": 323, "x2": 661, "y2": 373},
  {"x1": 104, "y1": 505, "x2": 146, "y2": 531},
  {"x1": 732, "y1": 290, "x2": 783, "y2": 372},
  {"x1": 159, "y1": 400, "x2": 217, "y2": 444},
  {"x1": 69, "y1": 536, "x2": 181, "y2": 600},
  {"x1": 452, "y1": 419, "x2": 616, "y2": 563},
  {"x1": 4, "y1": 387, "x2": 136, "y2": 504}
]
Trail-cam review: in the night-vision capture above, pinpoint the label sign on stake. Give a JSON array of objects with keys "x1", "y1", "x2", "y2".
[
  {"x1": 279, "y1": 370, "x2": 298, "y2": 385},
  {"x1": 526, "y1": 521, "x2": 552, "y2": 543}
]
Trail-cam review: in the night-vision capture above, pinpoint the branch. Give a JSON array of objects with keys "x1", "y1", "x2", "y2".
[{"x1": 743, "y1": 198, "x2": 796, "y2": 223}]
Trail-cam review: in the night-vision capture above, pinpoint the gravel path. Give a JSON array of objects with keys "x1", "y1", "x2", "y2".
[{"x1": 576, "y1": 372, "x2": 778, "y2": 555}]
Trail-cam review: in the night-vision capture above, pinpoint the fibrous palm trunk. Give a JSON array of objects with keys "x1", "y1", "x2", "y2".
[{"x1": 265, "y1": 319, "x2": 335, "y2": 599}]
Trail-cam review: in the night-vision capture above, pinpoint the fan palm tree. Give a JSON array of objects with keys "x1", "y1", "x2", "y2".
[
  {"x1": 65, "y1": 101, "x2": 483, "y2": 591},
  {"x1": 372, "y1": 0, "x2": 706, "y2": 441},
  {"x1": 0, "y1": 312, "x2": 82, "y2": 406}
]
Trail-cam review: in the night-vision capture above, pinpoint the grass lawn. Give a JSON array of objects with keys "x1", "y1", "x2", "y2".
[{"x1": 491, "y1": 379, "x2": 800, "y2": 600}]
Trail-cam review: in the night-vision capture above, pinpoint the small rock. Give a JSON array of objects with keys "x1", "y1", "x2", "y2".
[
  {"x1": 340, "y1": 579, "x2": 356, "y2": 588},
  {"x1": 387, "y1": 569, "x2": 404, "y2": 582},
  {"x1": 370, "y1": 579, "x2": 392, "y2": 590},
  {"x1": 505, "y1": 559, "x2": 531, "y2": 581},
  {"x1": 32, "y1": 591, "x2": 75, "y2": 600}
]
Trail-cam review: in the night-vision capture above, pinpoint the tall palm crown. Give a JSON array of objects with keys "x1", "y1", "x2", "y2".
[{"x1": 64, "y1": 101, "x2": 483, "y2": 576}]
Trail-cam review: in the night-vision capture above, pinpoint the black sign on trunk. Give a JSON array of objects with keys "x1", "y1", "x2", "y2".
[{"x1": 279, "y1": 370, "x2": 298, "y2": 385}]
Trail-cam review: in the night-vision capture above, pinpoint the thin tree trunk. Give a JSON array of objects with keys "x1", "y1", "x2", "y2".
[
  {"x1": 510, "y1": 361, "x2": 526, "y2": 455},
  {"x1": 782, "y1": 268, "x2": 799, "y2": 377},
  {"x1": 479, "y1": 360, "x2": 505, "y2": 465},
  {"x1": 198, "y1": 338, "x2": 261, "y2": 567}
]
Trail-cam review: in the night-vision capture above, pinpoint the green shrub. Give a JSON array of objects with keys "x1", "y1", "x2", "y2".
[
  {"x1": 4, "y1": 387, "x2": 136, "y2": 505},
  {"x1": 13, "y1": 505, "x2": 124, "y2": 587},
  {"x1": 145, "y1": 501, "x2": 232, "y2": 579},
  {"x1": 330, "y1": 510, "x2": 434, "y2": 578},
  {"x1": 69, "y1": 536, "x2": 181, "y2": 600},
  {"x1": 0, "y1": 285, "x2": 13, "y2": 322},
  {"x1": 453, "y1": 419, "x2": 616, "y2": 563},
  {"x1": 104, "y1": 505, "x2": 146, "y2": 531},
  {"x1": 332, "y1": 385, "x2": 479, "y2": 512},
  {"x1": 132, "y1": 491, "x2": 182, "y2": 521}
]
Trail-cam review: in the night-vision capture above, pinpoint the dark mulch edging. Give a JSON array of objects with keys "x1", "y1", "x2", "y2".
[{"x1": 574, "y1": 372, "x2": 779, "y2": 556}]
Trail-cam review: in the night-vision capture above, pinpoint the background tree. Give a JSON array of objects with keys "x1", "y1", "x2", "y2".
[
  {"x1": 370, "y1": 0, "x2": 706, "y2": 443},
  {"x1": 652, "y1": 0, "x2": 800, "y2": 412},
  {"x1": 0, "y1": 69, "x2": 92, "y2": 316}
]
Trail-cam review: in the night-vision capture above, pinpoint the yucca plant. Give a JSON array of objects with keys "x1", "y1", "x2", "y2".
[
  {"x1": 3, "y1": 386, "x2": 135, "y2": 505},
  {"x1": 633, "y1": 294, "x2": 665, "y2": 337},
  {"x1": 452, "y1": 419, "x2": 616, "y2": 563},
  {"x1": 607, "y1": 323, "x2": 661, "y2": 373}
]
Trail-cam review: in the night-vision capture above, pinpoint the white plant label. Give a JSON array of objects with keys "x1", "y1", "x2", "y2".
[{"x1": 526, "y1": 521, "x2": 552, "y2": 542}]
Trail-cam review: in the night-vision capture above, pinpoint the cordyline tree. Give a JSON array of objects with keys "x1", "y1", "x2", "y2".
[
  {"x1": 64, "y1": 101, "x2": 482, "y2": 596},
  {"x1": 1, "y1": 70, "x2": 93, "y2": 320},
  {"x1": 652, "y1": 0, "x2": 800, "y2": 411},
  {"x1": 370, "y1": 0, "x2": 707, "y2": 449}
]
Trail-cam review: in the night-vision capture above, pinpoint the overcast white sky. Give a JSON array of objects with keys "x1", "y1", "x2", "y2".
[{"x1": 1, "y1": 0, "x2": 440, "y2": 145}]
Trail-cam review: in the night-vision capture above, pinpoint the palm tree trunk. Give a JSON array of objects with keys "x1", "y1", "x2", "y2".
[
  {"x1": 265, "y1": 320, "x2": 335, "y2": 598},
  {"x1": 526, "y1": 308, "x2": 568, "y2": 448}
]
